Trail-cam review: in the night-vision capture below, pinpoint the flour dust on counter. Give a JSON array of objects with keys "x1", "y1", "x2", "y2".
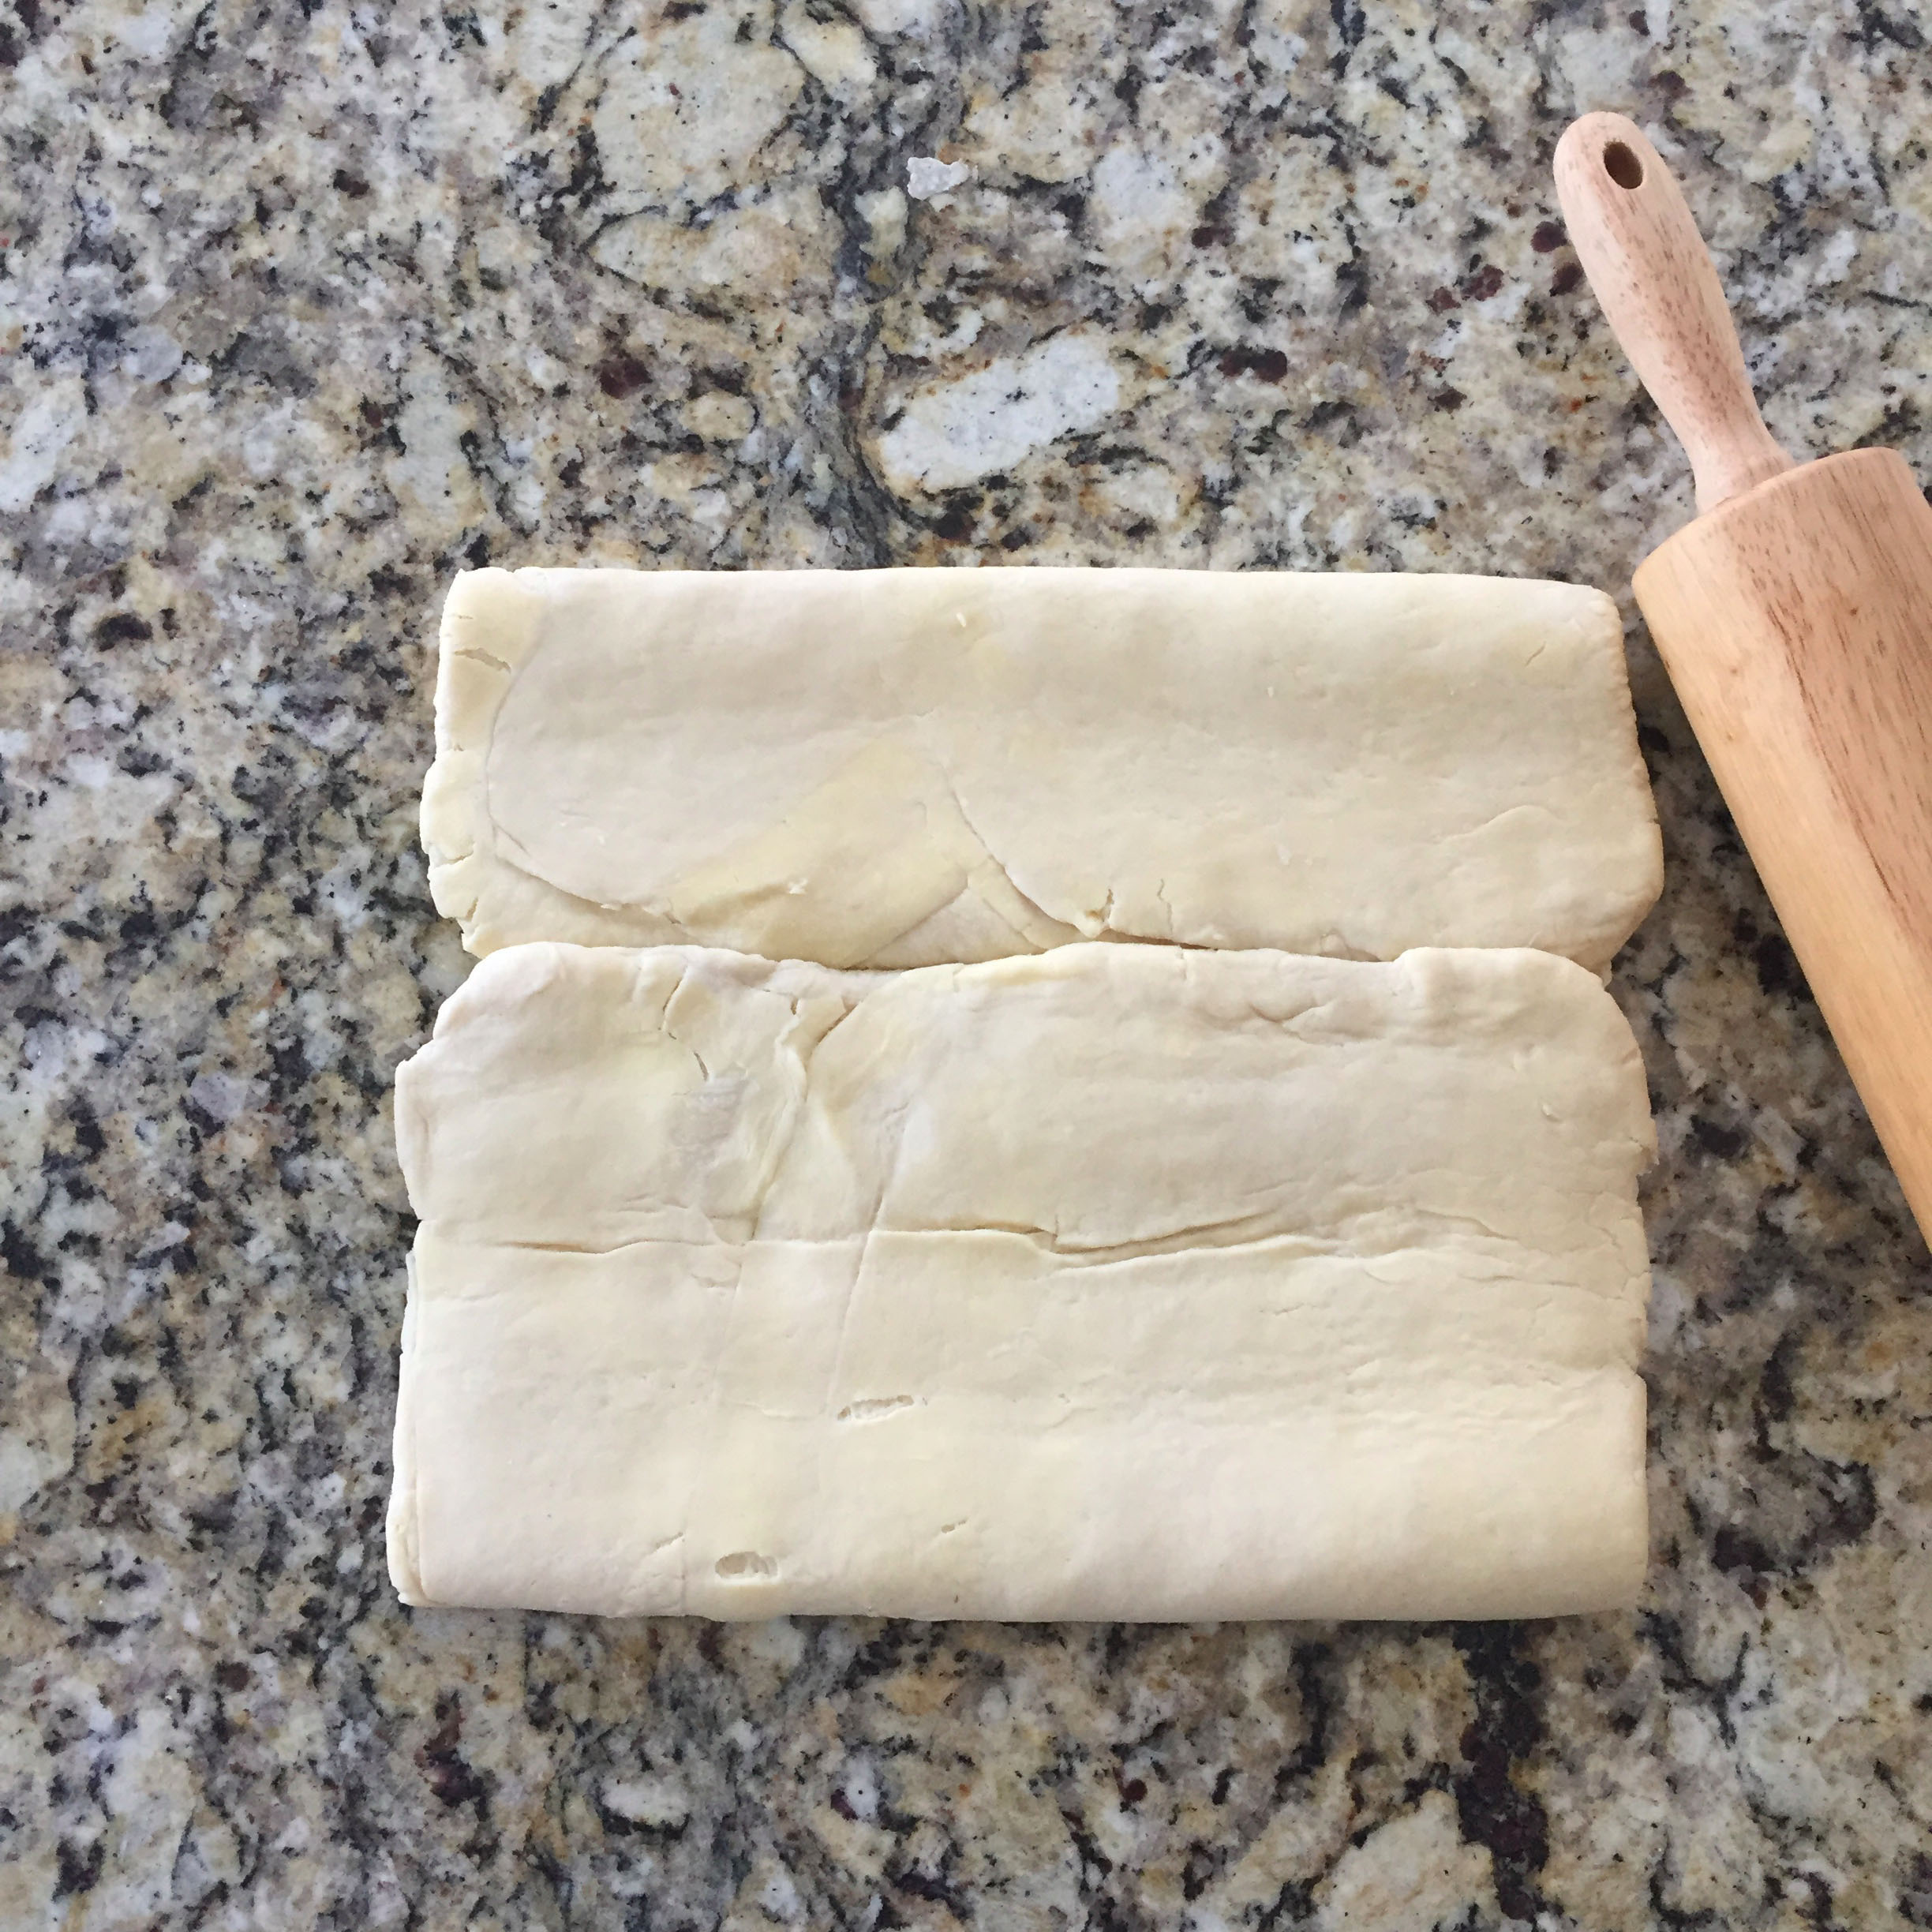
[
  {"x1": 425, "y1": 565, "x2": 1662, "y2": 973},
  {"x1": 389, "y1": 940, "x2": 1655, "y2": 1621}
]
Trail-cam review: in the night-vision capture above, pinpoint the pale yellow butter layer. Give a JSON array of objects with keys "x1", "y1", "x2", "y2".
[
  {"x1": 423, "y1": 567, "x2": 1662, "y2": 973},
  {"x1": 388, "y1": 942, "x2": 1655, "y2": 1621}
]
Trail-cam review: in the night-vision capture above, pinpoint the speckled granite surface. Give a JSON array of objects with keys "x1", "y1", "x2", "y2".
[{"x1": 5, "y1": 0, "x2": 1932, "y2": 1925}]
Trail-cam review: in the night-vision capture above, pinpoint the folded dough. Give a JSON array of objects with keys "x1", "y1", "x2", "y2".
[
  {"x1": 424, "y1": 568, "x2": 1661, "y2": 972},
  {"x1": 388, "y1": 941, "x2": 1654, "y2": 1620}
]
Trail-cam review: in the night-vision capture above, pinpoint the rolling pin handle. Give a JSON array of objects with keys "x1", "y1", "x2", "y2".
[{"x1": 1554, "y1": 112, "x2": 1794, "y2": 514}]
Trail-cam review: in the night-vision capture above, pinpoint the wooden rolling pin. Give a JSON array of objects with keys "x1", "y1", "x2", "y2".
[{"x1": 1555, "y1": 111, "x2": 1932, "y2": 1241}]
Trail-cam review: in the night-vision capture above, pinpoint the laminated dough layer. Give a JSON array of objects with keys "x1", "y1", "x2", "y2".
[
  {"x1": 388, "y1": 941, "x2": 1656, "y2": 1621},
  {"x1": 423, "y1": 567, "x2": 1661, "y2": 972}
]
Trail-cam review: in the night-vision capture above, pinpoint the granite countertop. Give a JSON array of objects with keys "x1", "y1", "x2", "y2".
[{"x1": 5, "y1": 0, "x2": 1931, "y2": 1925}]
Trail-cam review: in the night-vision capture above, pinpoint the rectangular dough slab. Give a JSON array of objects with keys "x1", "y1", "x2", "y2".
[
  {"x1": 424, "y1": 567, "x2": 1661, "y2": 973},
  {"x1": 388, "y1": 941, "x2": 1655, "y2": 1620}
]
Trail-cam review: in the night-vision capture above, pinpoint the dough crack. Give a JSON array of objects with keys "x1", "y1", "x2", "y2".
[
  {"x1": 908, "y1": 1212, "x2": 1517, "y2": 1270},
  {"x1": 452, "y1": 646, "x2": 515, "y2": 673},
  {"x1": 933, "y1": 769, "x2": 1069, "y2": 948},
  {"x1": 479, "y1": 1225, "x2": 740, "y2": 1256},
  {"x1": 837, "y1": 1395, "x2": 923, "y2": 1422},
  {"x1": 937, "y1": 1207, "x2": 1292, "y2": 1262},
  {"x1": 658, "y1": 960, "x2": 714, "y2": 1081},
  {"x1": 744, "y1": 995, "x2": 860, "y2": 1242},
  {"x1": 1442, "y1": 802, "x2": 1561, "y2": 846}
]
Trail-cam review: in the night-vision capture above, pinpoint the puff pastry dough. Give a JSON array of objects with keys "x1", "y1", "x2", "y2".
[
  {"x1": 388, "y1": 941, "x2": 1654, "y2": 1620},
  {"x1": 423, "y1": 568, "x2": 1661, "y2": 972}
]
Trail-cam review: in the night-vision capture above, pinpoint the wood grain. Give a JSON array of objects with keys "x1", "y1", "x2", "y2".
[
  {"x1": 1555, "y1": 113, "x2": 1792, "y2": 513},
  {"x1": 1634, "y1": 449, "x2": 1932, "y2": 1237}
]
